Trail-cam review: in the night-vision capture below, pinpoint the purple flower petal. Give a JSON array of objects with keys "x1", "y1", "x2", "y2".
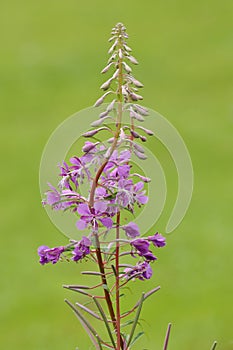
[
  {"x1": 76, "y1": 219, "x2": 88, "y2": 230},
  {"x1": 70, "y1": 157, "x2": 81, "y2": 167},
  {"x1": 131, "y1": 238, "x2": 150, "y2": 254},
  {"x1": 134, "y1": 181, "x2": 144, "y2": 192},
  {"x1": 99, "y1": 217, "x2": 113, "y2": 229},
  {"x1": 123, "y1": 261, "x2": 153, "y2": 281},
  {"x1": 77, "y1": 203, "x2": 91, "y2": 216},
  {"x1": 141, "y1": 262, "x2": 153, "y2": 279},
  {"x1": 122, "y1": 222, "x2": 140, "y2": 238},
  {"x1": 117, "y1": 164, "x2": 130, "y2": 178},
  {"x1": 96, "y1": 187, "x2": 107, "y2": 197},
  {"x1": 38, "y1": 246, "x2": 64, "y2": 265},
  {"x1": 136, "y1": 194, "x2": 148, "y2": 204},
  {"x1": 148, "y1": 233, "x2": 166, "y2": 247},
  {"x1": 142, "y1": 252, "x2": 157, "y2": 261},
  {"x1": 94, "y1": 201, "x2": 108, "y2": 213},
  {"x1": 72, "y1": 236, "x2": 91, "y2": 261},
  {"x1": 81, "y1": 236, "x2": 91, "y2": 246}
]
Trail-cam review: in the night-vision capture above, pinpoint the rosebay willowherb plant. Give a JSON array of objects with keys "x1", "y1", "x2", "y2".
[{"x1": 38, "y1": 23, "x2": 217, "y2": 350}]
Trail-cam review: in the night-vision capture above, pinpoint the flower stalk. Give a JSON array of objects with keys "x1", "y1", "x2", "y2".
[{"x1": 38, "y1": 23, "x2": 167, "y2": 350}]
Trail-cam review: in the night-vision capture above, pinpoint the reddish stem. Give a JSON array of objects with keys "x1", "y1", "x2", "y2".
[{"x1": 116, "y1": 211, "x2": 121, "y2": 350}]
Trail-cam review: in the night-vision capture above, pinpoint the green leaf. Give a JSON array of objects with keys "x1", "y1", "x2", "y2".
[
  {"x1": 93, "y1": 297, "x2": 116, "y2": 349},
  {"x1": 163, "y1": 323, "x2": 172, "y2": 350},
  {"x1": 75, "y1": 301, "x2": 102, "y2": 320},
  {"x1": 134, "y1": 286, "x2": 160, "y2": 308},
  {"x1": 130, "y1": 331, "x2": 144, "y2": 347},
  {"x1": 210, "y1": 341, "x2": 217, "y2": 350},
  {"x1": 65, "y1": 299, "x2": 103, "y2": 350},
  {"x1": 127, "y1": 293, "x2": 144, "y2": 348},
  {"x1": 121, "y1": 320, "x2": 134, "y2": 328}
]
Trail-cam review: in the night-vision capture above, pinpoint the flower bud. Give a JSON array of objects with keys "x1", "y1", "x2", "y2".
[
  {"x1": 99, "y1": 110, "x2": 109, "y2": 118},
  {"x1": 119, "y1": 49, "x2": 123, "y2": 59},
  {"x1": 123, "y1": 62, "x2": 132, "y2": 73},
  {"x1": 134, "y1": 150, "x2": 147, "y2": 160},
  {"x1": 137, "y1": 126, "x2": 154, "y2": 136},
  {"x1": 108, "y1": 39, "x2": 118, "y2": 54},
  {"x1": 132, "y1": 173, "x2": 151, "y2": 183},
  {"x1": 108, "y1": 35, "x2": 116, "y2": 42},
  {"x1": 82, "y1": 142, "x2": 97, "y2": 153},
  {"x1": 101, "y1": 62, "x2": 114, "y2": 74},
  {"x1": 130, "y1": 130, "x2": 140, "y2": 138},
  {"x1": 106, "y1": 99, "x2": 115, "y2": 112},
  {"x1": 134, "y1": 142, "x2": 145, "y2": 153},
  {"x1": 91, "y1": 116, "x2": 110, "y2": 127},
  {"x1": 123, "y1": 44, "x2": 132, "y2": 52},
  {"x1": 129, "y1": 76, "x2": 144, "y2": 88},
  {"x1": 100, "y1": 78, "x2": 113, "y2": 91},
  {"x1": 140, "y1": 135, "x2": 147, "y2": 142},
  {"x1": 94, "y1": 91, "x2": 112, "y2": 107},
  {"x1": 108, "y1": 53, "x2": 117, "y2": 63},
  {"x1": 134, "y1": 104, "x2": 149, "y2": 116},
  {"x1": 130, "y1": 108, "x2": 145, "y2": 121},
  {"x1": 127, "y1": 55, "x2": 138, "y2": 65},
  {"x1": 129, "y1": 92, "x2": 143, "y2": 101},
  {"x1": 112, "y1": 68, "x2": 119, "y2": 79},
  {"x1": 82, "y1": 127, "x2": 109, "y2": 137}
]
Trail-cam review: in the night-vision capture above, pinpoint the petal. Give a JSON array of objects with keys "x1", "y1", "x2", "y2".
[
  {"x1": 77, "y1": 203, "x2": 91, "y2": 216},
  {"x1": 70, "y1": 157, "x2": 81, "y2": 167},
  {"x1": 96, "y1": 187, "x2": 107, "y2": 197},
  {"x1": 37, "y1": 245, "x2": 49, "y2": 255},
  {"x1": 132, "y1": 239, "x2": 149, "y2": 254},
  {"x1": 122, "y1": 222, "x2": 140, "y2": 238},
  {"x1": 81, "y1": 236, "x2": 92, "y2": 246},
  {"x1": 142, "y1": 252, "x2": 157, "y2": 261},
  {"x1": 94, "y1": 201, "x2": 108, "y2": 213},
  {"x1": 136, "y1": 194, "x2": 148, "y2": 204},
  {"x1": 117, "y1": 165, "x2": 130, "y2": 178},
  {"x1": 99, "y1": 217, "x2": 113, "y2": 229},
  {"x1": 76, "y1": 219, "x2": 88, "y2": 230},
  {"x1": 134, "y1": 181, "x2": 144, "y2": 192},
  {"x1": 119, "y1": 150, "x2": 131, "y2": 162}
]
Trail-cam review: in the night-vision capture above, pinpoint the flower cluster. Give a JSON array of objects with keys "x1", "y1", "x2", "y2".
[
  {"x1": 38, "y1": 236, "x2": 92, "y2": 264},
  {"x1": 38, "y1": 20, "x2": 167, "y2": 287}
]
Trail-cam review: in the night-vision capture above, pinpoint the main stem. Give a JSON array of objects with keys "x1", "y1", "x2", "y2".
[
  {"x1": 115, "y1": 211, "x2": 121, "y2": 350},
  {"x1": 89, "y1": 28, "x2": 124, "y2": 350},
  {"x1": 115, "y1": 33, "x2": 123, "y2": 350}
]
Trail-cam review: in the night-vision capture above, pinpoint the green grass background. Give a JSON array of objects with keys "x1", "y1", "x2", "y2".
[{"x1": 0, "y1": 0, "x2": 232, "y2": 349}]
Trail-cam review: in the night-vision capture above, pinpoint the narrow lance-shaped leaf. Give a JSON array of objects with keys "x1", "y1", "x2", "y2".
[
  {"x1": 163, "y1": 323, "x2": 172, "y2": 350},
  {"x1": 81, "y1": 271, "x2": 104, "y2": 276},
  {"x1": 121, "y1": 287, "x2": 160, "y2": 320},
  {"x1": 65, "y1": 299, "x2": 103, "y2": 350},
  {"x1": 126, "y1": 293, "x2": 144, "y2": 348},
  {"x1": 210, "y1": 341, "x2": 217, "y2": 350},
  {"x1": 63, "y1": 284, "x2": 91, "y2": 289},
  {"x1": 93, "y1": 297, "x2": 116, "y2": 349},
  {"x1": 134, "y1": 286, "x2": 160, "y2": 309},
  {"x1": 130, "y1": 331, "x2": 144, "y2": 347},
  {"x1": 75, "y1": 301, "x2": 102, "y2": 321}
]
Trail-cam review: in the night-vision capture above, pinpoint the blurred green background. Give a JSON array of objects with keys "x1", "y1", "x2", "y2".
[{"x1": 1, "y1": 0, "x2": 232, "y2": 349}]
